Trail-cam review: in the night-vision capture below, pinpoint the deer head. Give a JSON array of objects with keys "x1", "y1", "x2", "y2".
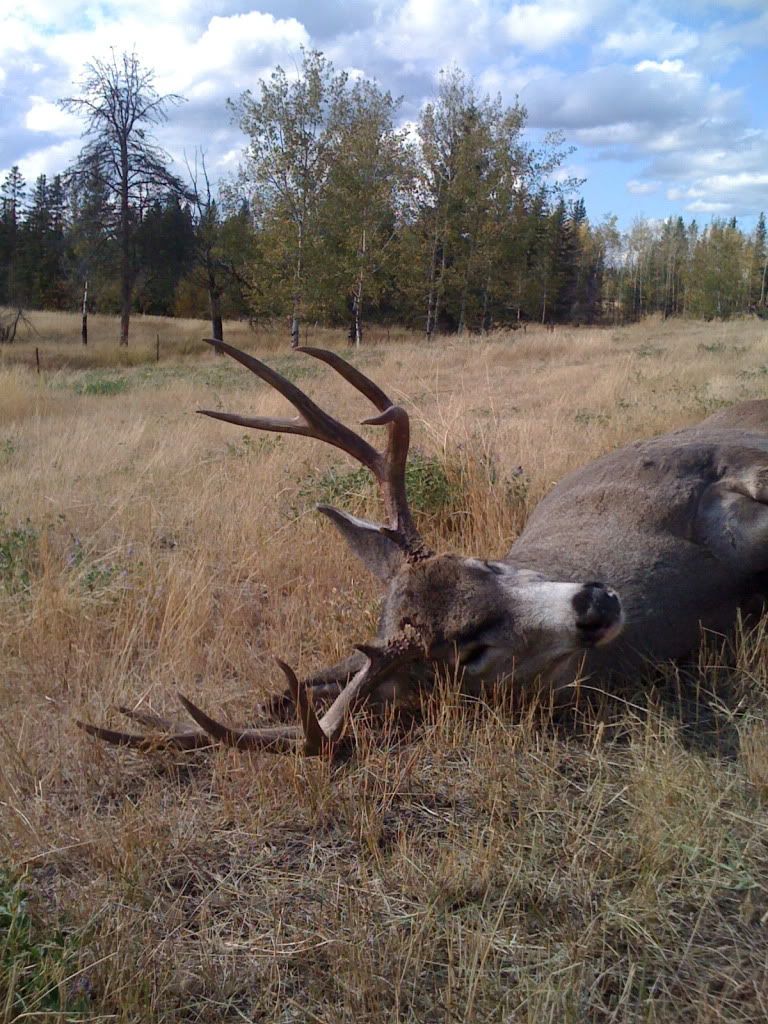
[{"x1": 79, "y1": 341, "x2": 623, "y2": 758}]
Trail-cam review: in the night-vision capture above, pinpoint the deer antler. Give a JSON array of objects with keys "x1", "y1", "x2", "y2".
[
  {"x1": 77, "y1": 632, "x2": 424, "y2": 758},
  {"x1": 198, "y1": 339, "x2": 429, "y2": 556},
  {"x1": 78, "y1": 342, "x2": 432, "y2": 760}
]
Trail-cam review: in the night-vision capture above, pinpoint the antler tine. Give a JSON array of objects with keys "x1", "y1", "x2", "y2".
[
  {"x1": 76, "y1": 718, "x2": 213, "y2": 751},
  {"x1": 177, "y1": 694, "x2": 301, "y2": 753},
  {"x1": 201, "y1": 338, "x2": 426, "y2": 552},
  {"x1": 297, "y1": 346, "x2": 393, "y2": 411},
  {"x1": 275, "y1": 659, "x2": 327, "y2": 755},
  {"x1": 299, "y1": 347, "x2": 419, "y2": 545},
  {"x1": 80, "y1": 630, "x2": 425, "y2": 760},
  {"x1": 199, "y1": 338, "x2": 381, "y2": 474},
  {"x1": 313, "y1": 631, "x2": 426, "y2": 749}
]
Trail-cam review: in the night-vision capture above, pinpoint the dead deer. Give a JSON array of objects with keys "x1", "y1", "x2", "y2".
[{"x1": 80, "y1": 341, "x2": 768, "y2": 757}]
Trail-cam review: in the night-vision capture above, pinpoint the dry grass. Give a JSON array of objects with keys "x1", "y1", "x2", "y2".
[
  {"x1": 0, "y1": 309, "x2": 421, "y2": 370},
  {"x1": 1, "y1": 314, "x2": 768, "y2": 1022}
]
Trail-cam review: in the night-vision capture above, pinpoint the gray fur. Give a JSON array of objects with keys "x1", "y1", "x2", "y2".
[{"x1": 344, "y1": 400, "x2": 768, "y2": 704}]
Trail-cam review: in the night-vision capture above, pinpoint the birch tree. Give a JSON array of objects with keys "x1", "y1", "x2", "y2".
[
  {"x1": 316, "y1": 80, "x2": 414, "y2": 344},
  {"x1": 232, "y1": 49, "x2": 349, "y2": 347}
]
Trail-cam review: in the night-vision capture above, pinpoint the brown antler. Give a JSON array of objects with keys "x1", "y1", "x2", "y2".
[
  {"x1": 198, "y1": 339, "x2": 428, "y2": 555},
  {"x1": 181, "y1": 633, "x2": 424, "y2": 756},
  {"x1": 78, "y1": 632, "x2": 424, "y2": 758}
]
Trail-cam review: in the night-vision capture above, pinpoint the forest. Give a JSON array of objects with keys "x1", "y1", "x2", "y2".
[{"x1": 1, "y1": 50, "x2": 766, "y2": 345}]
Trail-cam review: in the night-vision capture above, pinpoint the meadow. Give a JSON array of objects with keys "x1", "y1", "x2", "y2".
[{"x1": 1, "y1": 311, "x2": 768, "y2": 1022}]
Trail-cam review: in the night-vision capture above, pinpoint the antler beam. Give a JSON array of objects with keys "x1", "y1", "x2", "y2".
[
  {"x1": 78, "y1": 633, "x2": 424, "y2": 758},
  {"x1": 198, "y1": 339, "x2": 426, "y2": 553}
]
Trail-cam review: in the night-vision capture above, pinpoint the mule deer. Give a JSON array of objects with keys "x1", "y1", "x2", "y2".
[{"x1": 80, "y1": 341, "x2": 768, "y2": 756}]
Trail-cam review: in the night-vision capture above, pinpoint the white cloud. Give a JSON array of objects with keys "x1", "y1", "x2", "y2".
[
  {"x1": 601, "y1": 10, "x2": 698, "y2": 60},
  {"x1": 686, "y1": 199, "x2": 732, "y2": 213},
  {"x1": 189, "y1": 12, "x2": 308, "y2": 76},
  {"x1": 664, "y1": 152, "x2": 768, "y2": 215},
  {"x1": 634, "y1": 59, "x2": 694, "y2": 76},
  {"x1": 503, "y1": 2, "x2": 597, "y2": 52},
  {"x1": 372, "y1": 0, "x2": 492, "y2": 66},
  {"x1": 523, "y1": 59, "x2": 737, "y2": 135},
  {"x1": 12, "y1": 139, "x2": 81, "y2": 182},
  {"x1": 25, "y1": 96, "x2": 80, "y2": 133},
  {"x1": 627, "y1": 179, "x2": 661, "y2": 195},
  {"x1": 702, "y1": 172, "x2": 768, "y2": 190}
]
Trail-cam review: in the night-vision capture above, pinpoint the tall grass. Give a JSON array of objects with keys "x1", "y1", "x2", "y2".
[
  {"x1": 0, "y1": 308, "x2": 422, "y2": 370},
  {"x1": 1, "y1": 313, "x2": 767, "y2": 1021}
]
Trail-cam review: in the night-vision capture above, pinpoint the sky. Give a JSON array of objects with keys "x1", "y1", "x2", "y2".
[{"x1": 1, "y1": 0, "x2": 767, "y2": 229}]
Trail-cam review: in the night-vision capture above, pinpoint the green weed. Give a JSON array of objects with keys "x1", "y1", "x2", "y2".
[
  {"x1": 296, "y1": 450, "x2": 461, "y2": 522},
  {"x1": 0, "y1": 513, "x2": 38, "y2": 593},
  {"x1": 575, "y1": 408, "x2": 611, "y2": 427},
  {"x1": 0, "y1": 438, "x2": 16, "y2": 460},
  {"x1": 74, "y1": 373, "x2": 130, "y2": 396},
  {"x1": 0, "y1": 869, "x2": 90, "y2": 1018},
  {"x1": 225, "y1": 433, "x2": 281, "y2": 459}
]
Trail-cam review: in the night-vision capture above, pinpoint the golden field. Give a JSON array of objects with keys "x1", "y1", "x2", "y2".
[{"x1": 1, "y1": 312, "x2": 768, "y2": 1022}]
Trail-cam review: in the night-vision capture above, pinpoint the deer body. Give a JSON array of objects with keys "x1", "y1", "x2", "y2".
[
  {"x1": 80, "y1": 348, "x2": 768, "y2": 757},
  {"x1": 508, "y1": 408, "x2": 768, "y2": 685}
]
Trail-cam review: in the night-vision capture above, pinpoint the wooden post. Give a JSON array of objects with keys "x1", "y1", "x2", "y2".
[
  {"x1": 81, "y1": 280, "x2": 88, "y2": 345},
  {"x1": 35, "y1": 347, "x2": 40, "y2": 374}
]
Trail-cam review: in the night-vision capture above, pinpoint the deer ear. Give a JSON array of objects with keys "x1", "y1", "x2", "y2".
[{"x1": 317, "y1": 505, "x2": 404, "y2": 582}]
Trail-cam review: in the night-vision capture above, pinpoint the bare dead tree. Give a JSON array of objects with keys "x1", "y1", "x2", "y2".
[
  {"x1": 184, "y1": 150, "x2": 249, "y2": 347},
  {"x1": 61, "y1": 50, "x2": 185, "y2": 345},
  {"x1": 0, "y1": 307, "x2": 31, "y2": 344}
]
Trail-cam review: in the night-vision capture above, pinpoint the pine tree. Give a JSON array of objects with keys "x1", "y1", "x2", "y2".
[
  {"x1": 0, "y1": 166, "x2": 26, "y2": 304},
  {"x1": 752, "y1": 212, "x2": 767, "y2": 310}
]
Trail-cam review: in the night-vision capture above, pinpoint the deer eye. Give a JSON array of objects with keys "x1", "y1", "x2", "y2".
[
  {"x1": 461, "y1": 645, "x2": 491, "y2": 670},
  {"x1": 484, "y1": 561, "x2": 505, "y2": 576}
]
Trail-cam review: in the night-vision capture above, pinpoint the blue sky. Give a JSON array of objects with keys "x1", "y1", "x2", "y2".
[{"x1": 1, "y1": 0, "x2": 766, "y2": 228}]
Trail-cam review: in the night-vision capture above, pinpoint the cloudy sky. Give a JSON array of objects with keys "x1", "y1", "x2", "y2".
[{"x1": 1, "y1": 0, "x2": 767, "y2": 227}]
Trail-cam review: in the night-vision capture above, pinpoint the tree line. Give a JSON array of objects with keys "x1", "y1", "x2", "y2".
[{"x1": 1, "y1": 49, "x2": 766, "y2": 345}]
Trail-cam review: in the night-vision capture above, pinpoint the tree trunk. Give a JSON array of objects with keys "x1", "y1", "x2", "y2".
[
  {"x1": 351, "y1": 228, "x2": 365, "y2": 347},
  {"x1": 425, "y1": 204, "x2": 443, "y2": 341},
  {"x1": 291, "y1": 223, "x2": 304, "y2": 349},
  {"x1": 480, "y1": 272, "x2": 491, "y2": 333},
  {"x1": 425, "y1": 238, "x2": 439, "y2": 341},
  {"x1": 208, "y1": 268, "x2": 224, "y2": 352},
  {"x1": 119, "y1": 144, "x2": 131, "y2": 345},
  {"x1": 457, "y1": 232, "x2": 477, "y2": 335},
  {"x1": 429, "y1": 230, "x2": 447, "y2": 341}
]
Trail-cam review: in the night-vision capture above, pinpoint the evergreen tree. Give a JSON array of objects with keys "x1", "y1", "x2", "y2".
[
  {"x1": 751, "y1": 212, "x2": 767, "y2": 310},
  {"x1": 67, "y1": 156, "x2": 118, "y2": 312},
  {"x1": 134, "y1": 197, "x2": 195, "y2": 314},
  {"x1": 0, "y1": 166, "x2": 25, "y2": 304}
]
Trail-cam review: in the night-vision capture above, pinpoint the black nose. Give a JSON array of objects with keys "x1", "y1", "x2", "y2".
[{"x1": 572, "y1": 581, "x2": 622, "y2": 644}]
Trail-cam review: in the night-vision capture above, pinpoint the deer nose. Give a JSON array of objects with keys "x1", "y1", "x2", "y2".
[{"x1": 572, "y1": 582, "x2": 623, "y2": 646}]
